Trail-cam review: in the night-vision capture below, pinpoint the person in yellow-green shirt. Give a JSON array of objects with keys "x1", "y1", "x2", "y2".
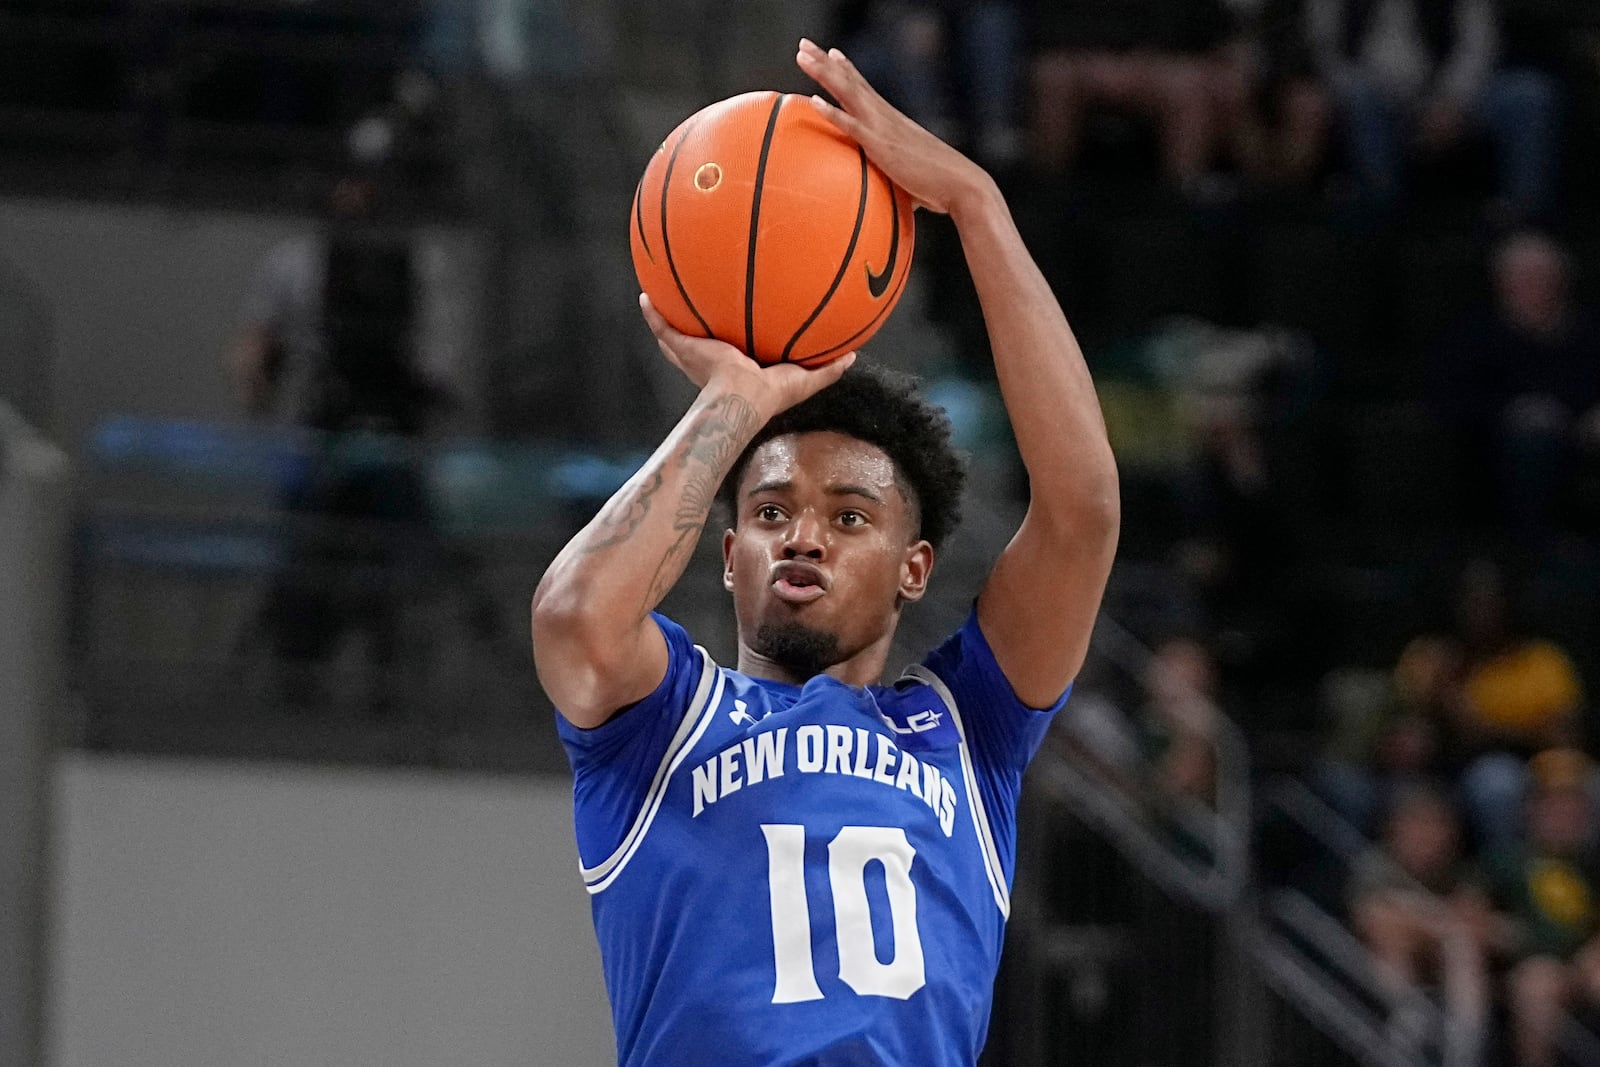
[
  {"x1": 1467, "y1": 749, "x2": 1600, "y2": 1067},
  {"x1": 1393, "y1": 558, "x2": 1585, "y2": 848}
]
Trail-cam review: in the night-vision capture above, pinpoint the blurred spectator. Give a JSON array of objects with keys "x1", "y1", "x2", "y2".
[
  {"x1": 1305, "y1": 0, "x2": 1561, "y2": 226},
  {"x1": 1028, "y1": 0, "x2": 1237, "y2": 192},
  {"x1": 1312, "y1": 640, "x2": 1455, "y2": 836},
  {"x1": 1426, "y1": 231, "x2": 1600, "y2": 549},
  {"x1": 1407, "y1": 558, "x2": 1584, "y2": 848},
  {"x1": 835, "y1": 1, "x2": 1027, "y2": 169},
  {"x1": 1316, "y1": 557, "x2": 1586, "y2": 849},
  {"x1": 1063, "y1": 638, "x2": 1222, "y2": 791},
  {"x1": 233, "y1": 133, "x2": 463, "y2": 432},
  {"x1": 1059, "y1": 635, "x2": 1225, "y2": 859},
  {"x1": 1469, "y1": 748, "x2": 1600, "y2": 1067},
  {"x1": 1164, "y1": 322, "x2": 1336, "y2": 695},
  {"x1": 1214, "y1": 0, "x2": 1335, "y2": 190},
  {"x1": 1346, "y1": 784, "x2": 1488, "y2": 1055},
  {"x1": 230, "y1": 130, "x2": 464, "y2": 712},
  {"x1": 1143, "y1": 637, "x2": 1225, "y2": 810}
]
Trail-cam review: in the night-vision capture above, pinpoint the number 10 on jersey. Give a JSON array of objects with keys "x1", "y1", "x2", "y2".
[{"x1": 760, "y1": 824, "x2": 927, "y2": 1003}]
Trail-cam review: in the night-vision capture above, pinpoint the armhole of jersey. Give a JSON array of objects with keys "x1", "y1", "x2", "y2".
[
  {"x1": 579, "y1": 647, "x2": 726, "y2": 895},
  {"x1": 903, "y1": 664, "x2": 1011, "y2": 919}
]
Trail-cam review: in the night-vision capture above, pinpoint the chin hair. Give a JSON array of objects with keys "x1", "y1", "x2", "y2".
[{"x1": 753, "y1": 621, "x2": 841, "y2": 677}]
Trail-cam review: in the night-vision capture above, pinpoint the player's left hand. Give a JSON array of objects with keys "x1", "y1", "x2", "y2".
[{"x1": 796, "y1": 38, "x2": 990, "y2": 218}]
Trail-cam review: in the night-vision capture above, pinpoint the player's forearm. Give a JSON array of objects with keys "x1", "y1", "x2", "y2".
[
  {"x1": 950, "y1": 180, "x2": 1119, "y2": 528},
  {"x1": 534, "y1": 384, "x2": 764, "y2": 633}
]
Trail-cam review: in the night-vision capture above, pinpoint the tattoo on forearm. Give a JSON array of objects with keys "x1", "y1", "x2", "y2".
[
  {"x1": 641, "y1": 393, "x2": 760, "y2": 606},
  {"x1": 583, "y1": 468, "x2": 665, "y2": 552},
  {"x1": 581, "y1": 394, "x2": 760, "y2": 580},
  {"x1": 644, "y1": 527, "x2": 699, "y2": 608},
  {"x1": 675, "y1": 394, "x2": 759, "y2": 527}
]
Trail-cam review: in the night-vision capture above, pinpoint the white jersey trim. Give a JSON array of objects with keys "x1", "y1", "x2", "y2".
[
  {"x1": 904, "y1": 664, "x2": 1010, "y2": 919},
  {"x1": 580, "y1": 647, "x2": 725, "y2": 894}
]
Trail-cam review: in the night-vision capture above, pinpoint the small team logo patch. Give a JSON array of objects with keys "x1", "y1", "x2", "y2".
[{"x1": 879, "y1": 708, "x2": 943, "y2": 735}]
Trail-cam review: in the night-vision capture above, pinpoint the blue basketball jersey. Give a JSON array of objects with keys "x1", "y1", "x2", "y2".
[{"x1": 556, "y1": 611, "x2": 1068, "y2": 1067}]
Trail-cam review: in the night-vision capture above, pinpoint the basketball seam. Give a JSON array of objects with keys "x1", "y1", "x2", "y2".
[
  {"x1": 633, "y1": 178, "x2": 653, "y2": 263},
  {"x1": 660, "y1": 120, "x2": 714, "y2": 338},
  {"x1": 745, "y1": 93, "x2": 786, "y2": 362},
  {"x1": 780, "y1": 146, "x2": 869, "y2": 364}
]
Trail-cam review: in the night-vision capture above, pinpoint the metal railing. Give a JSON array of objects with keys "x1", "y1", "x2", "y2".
[
  {"x1": 0, "y1": 402, "x2": 71, "y2": 1067},
  {"x1": 1000, "y1": 607, "x2": 1269, "y2": 1067},
  {"x1": 1006, "y1": 606, "x2": 1523, "y2": 1067},
  {"x1": 1263, "y1": 774, "x2": 1600, "y2": 1067},
  {"x1": 70, "y1": 418, "x2": 616, "y2": 769}
]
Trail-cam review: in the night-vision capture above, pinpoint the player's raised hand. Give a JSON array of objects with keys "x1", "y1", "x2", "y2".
[
  {"x1": 640, "y1": 294, "x2": 854, "y2": 416},
  {"x1": 796, "y1": 38, "x2": 989, "y2": 218}
]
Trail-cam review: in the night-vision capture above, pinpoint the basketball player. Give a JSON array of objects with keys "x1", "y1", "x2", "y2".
[{"x1": 532, "y1": 39, "x2": 1119, "y2": 1066}]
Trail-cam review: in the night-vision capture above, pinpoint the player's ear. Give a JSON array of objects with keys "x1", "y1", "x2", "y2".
[
  {"x1": 722, "y1": 528, "x2": 737, "y2": 592},
  {"x1": 898, "y1": 540, "x2": 933, "y2": 603}
]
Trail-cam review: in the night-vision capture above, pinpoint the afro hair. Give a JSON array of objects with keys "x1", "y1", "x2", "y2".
[{"x1": 718, "y1": 362, "x2": 967, "y2": 550}]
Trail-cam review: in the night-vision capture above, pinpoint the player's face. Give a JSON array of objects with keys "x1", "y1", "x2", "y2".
[{"x1": 723, "y1": 431, "x2": 932, "y2": 678}]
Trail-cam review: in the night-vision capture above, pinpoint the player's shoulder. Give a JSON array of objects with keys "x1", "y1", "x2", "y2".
[
  {"x1": 914, "y1": 610, "x2": 1001, "y2": 685},
  {"x1": 911, "y1": 610, "x2": 1076, "y2": 722},
  {"x1": 648, "y1": 611, "x2": 704, "y2": 660},
  {"x1": 869, "y1": 670, "x2": 963, "y2": 751}
]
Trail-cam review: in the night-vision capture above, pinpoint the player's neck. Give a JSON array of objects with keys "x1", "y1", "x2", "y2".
[{"x1": 735, "y1": 638, "x2": 894, "y2": 690}]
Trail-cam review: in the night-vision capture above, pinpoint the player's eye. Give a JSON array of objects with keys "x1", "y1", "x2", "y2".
[
  {"x1": 837, "y1": 509, "x2": 867, "y2": 527},
  {"x1": 755, "y1": 504, "x2": 786, "y2": 523}
]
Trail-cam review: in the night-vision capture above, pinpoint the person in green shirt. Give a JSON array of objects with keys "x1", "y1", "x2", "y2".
[{"x1": 1469, "y1": 748, "x2": 1600, "y2": 1067}]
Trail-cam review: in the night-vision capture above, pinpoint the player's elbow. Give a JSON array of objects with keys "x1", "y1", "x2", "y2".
[
  {"x1": 530, "y1": 572, "x2": 604, "y2": 665},
  {"x1": 530, "y1": 566, "x2": 576, "y2": 633},
  {"x1": 530, "y1": 577, "x2": 636, "y2": 723},
  {"x1": 1072, "y1": 491, "x2": 1121, "y2": 566},
  {"x1": 1077, "y1": 441, "x2": 1120, "y2": 526},
  {"x1": 1086, "y1": 474, "x2": 1121, "y2": 540},
  {"x1": 1024, "y1": 486, "x2": 1120, "y2": 584}
]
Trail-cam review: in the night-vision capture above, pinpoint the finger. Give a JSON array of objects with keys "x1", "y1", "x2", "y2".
[
  {"x1": 826, "y1": 47, "x2": 881, "y2": 104},
  {"x1": 796, "y1": 58, "x2": 856, "y2": 110},
  {"x1": 638, "y1": 292, "x2": 671, "y2": 339},
  {"x1": 639, "y1": 291, "x2": 695, "y2": 344},
  {"x1": 812, "y1": 351, "x2": 857, "y2": 388},
  {"x1": 807, "y1": 93, "x2": 861, "y2": 138},
  {"x1": 770, "y1": 349, "x2": 854, "y2": 390},
  {"x1": 641, "y1": 294, "x2": 689, "y2": 367},
  {"x1": 795, "y1": 42, "x2": 864, "y2": 107}
]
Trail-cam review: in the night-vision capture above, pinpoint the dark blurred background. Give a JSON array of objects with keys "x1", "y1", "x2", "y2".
[{"x1": 6, "y1": 1, "x2": 1600, "y2": 1064}]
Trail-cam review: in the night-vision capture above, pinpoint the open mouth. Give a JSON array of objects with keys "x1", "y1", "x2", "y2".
[{"x1": 771, "y1": 562, "x2": 827, "y2": 604}]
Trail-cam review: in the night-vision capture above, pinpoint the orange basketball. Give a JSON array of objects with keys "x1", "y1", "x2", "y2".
[{"x1": 630, "y1": 90, "x2": 915, "y2": 367}]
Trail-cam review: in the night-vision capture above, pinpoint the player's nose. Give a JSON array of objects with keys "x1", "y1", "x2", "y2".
[{"x1": 781, "y1": 510, "x2": 826, "y2": 559}]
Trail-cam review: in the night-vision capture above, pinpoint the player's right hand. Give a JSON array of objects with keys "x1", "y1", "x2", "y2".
[
  {"x1": 797, "y1": 39, "x2": 990, "y2": 220},
  {"x1": 639, "y1": 293, "x2": 855, "y2": 417}
]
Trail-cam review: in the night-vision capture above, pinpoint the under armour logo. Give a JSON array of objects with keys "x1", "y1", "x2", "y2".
[{"x1": 730, "y1": 699, "x2": 757, "y2": 727}]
